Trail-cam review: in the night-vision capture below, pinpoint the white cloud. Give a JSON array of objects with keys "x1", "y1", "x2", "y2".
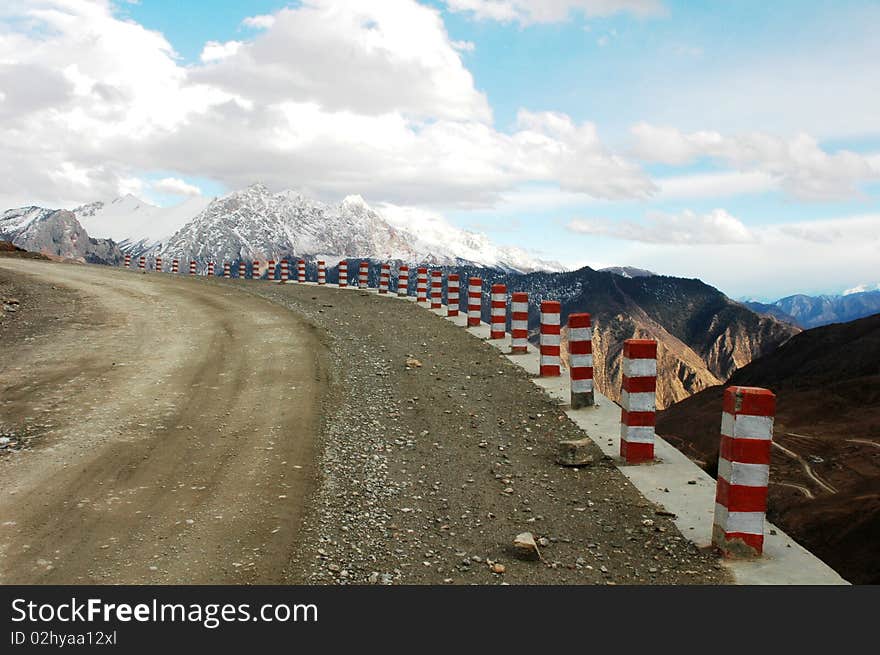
[
  {"x1": 241, "y1": 14, "x2": 275, "y2": 29},
  {"x1": 567, "y1": 208, "x2": 756, "y2": 244},
  {"x1": 152, "y1": 177, "x2": 202, "y2": 197},
  {"x1": 0, "y1": 0, "x2": 654, "y2": 211},
  {"x1": 444, "y1": 0, "x2": 664, "y2": 25},
  {"x1": 630, "y1": 123, "x2": 880, "y2": 201},
  {"x1": 200, "y1": 40, "x2": 243, "y2": 63}
]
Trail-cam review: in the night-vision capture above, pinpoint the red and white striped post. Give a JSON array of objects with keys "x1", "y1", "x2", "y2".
[
  {"x1": 467, "y1": 277, "x2": 482, "y2": 327},
  {"x1": 317, "y1": 260, "x2": 326, "y2": 285},
  {"x1": 338, "y1": 260, "x2": 348, "y2": 287},
  {"x1": 359, "y1": 261, "x2": 369, "y2": 288},
  {"x1": 189, "y1": 260, "x2": 197, "y2": 276},
  {"x1": 397, "y1": 265, "x2": 409, "y2": 296},
  {"x1": 267, "y1": 260, "x2": 276, "y2": 281},
  {"x1": 238, "y1": 261, "x2": 245, "y2": 278},
  {"x1": 252, "y1": 260, "x2": 260, "y2": 280},
  {"x1": 172, "y1": 259, "x2": 179, "y2": 274},
  {"x1": 568, "y1": 313, "x2": 594, "y2": 408},
  {"x1": 379, "y1": 263, "x2": 390, "y2": 294},
  {"x1": 430, "y1": 270, "x2": 443, "y2": 309},
  {"x1": 207, "y1": 262, "x2": 215, "y2": 277},
  {"x1": 124, "y1": 254, "x2": 131, "y2": 268},
  {"x1": 510, "y1": 292, "x2": 529, "y2": 353},
  {"x1": 298, "y1": 259, "x2": 306, "y2": 283},
  {"x1": 223, "y1": 262, "x2": 231, "y2": 279},
  {"x1": 447, "y1": 274, "x2": 460, "y2": 316},
  {"x1": 619, "y1": 339, "x2": 657, "y2": 464},
  {"x1": 155, "y1": 256, "x2": 162, "y2": 272},
  {"x1": 490, "y1": 284, "x2": 507, "y2": 339},
  {"x1": 539, "y1": 301, "x2": 561, "y2": 376},
  {"x1": 280, "y1": 259, "x2": 289, "y2": 282},
  {"x1": 713, "y1": 386, "x2": 775, "y2": 557},
  {"x1": 138, "y1": 256, "x2": 145, "y2": 270},
  {"x1": 417, "y1": 268, "x2": 428, "y2": 303}
]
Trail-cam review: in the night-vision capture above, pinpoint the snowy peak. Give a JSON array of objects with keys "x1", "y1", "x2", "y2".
[
  {"x1": 158, "y1": 185, "x2": 563, "y2": 273},
  {"x1": 72, "y1": 194, "x2": 211, "y2": 250}
]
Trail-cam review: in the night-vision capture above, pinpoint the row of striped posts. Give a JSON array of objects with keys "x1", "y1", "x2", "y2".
[
  {"x1": 125, "y1": 256, "x2": 326, "y2": 282},
  {"x1": 121, "y1": 256, "x2": 776, "y2": 557}
]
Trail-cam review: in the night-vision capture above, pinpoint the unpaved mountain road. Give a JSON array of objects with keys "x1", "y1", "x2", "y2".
[
  {"x1": 1, "y1": 260, "x2": 729, "y2": 585},
  {"x1": 0, "y1": 259, "x2": 325, "y2": 584}
]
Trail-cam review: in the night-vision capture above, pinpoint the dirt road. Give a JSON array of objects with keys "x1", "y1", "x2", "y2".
[{"x1": 0, "y1": 259, "x2": 326, "y2": 584}]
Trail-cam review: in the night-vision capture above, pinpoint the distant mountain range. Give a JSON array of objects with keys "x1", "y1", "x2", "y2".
[
  {"x1": 657, "y1": 313, "x2": 880, "y2": 584},
  {"x1": 2, "y1": 184, "x2": 561, "y2": 274},
  {"x1": 744, "y1": 291, "x2": 880, "y2": 329}
]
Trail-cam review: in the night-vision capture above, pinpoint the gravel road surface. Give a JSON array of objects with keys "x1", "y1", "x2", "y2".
[{"x1": 0, "y1": 259, "x2": 325, "y2": 584}]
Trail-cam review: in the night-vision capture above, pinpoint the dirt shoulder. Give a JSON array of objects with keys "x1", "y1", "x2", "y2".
[{"x1": 246, "y1": 282, "x2": 730, "y2": 585}]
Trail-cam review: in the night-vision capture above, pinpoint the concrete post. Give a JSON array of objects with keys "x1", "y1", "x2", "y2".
[
  {"x1": 431, "y1": 270, "x2": 443, "y2": 309},
  {"x1": 155, "y1": 256, "x2": 162, "y2": 272},
  {"x1": 189, "y1": 260, "x2": 197, "y2": 276},
  {"x1": 490, "y1": 284, "x2": 507, "y2": 339},
  {"x1": 539, "y1": 300, "x2": 561, "y2": 376},
  {"x1": 447, "y1": 274, "x2": 460, "y2": 316},
  {"x1": 280, "y1": 259, "x2": 289, "y2": 282},
  {"x1": 172, "y1": 259, "x2": 179, "y2": 274},
  {"x1": 298, "y1": 259, "x2": 306, "y2": 283},
  {"x1": 223, "y1": 262, "x2": 231, "y2": 279},
  {"x1": 318, "y1": 260, "x2": 326, "y2": 285},
  {"x1": 267, "y1": 260, "x2": 275, "y2": 280},
  {"x1": 238, "y1": 261, "x2": 245, "y2": 278},
  {"x1": 124, "y1": 254, "x2": 131, "y2": 268},
  {"x1": 252, "y1": 260, "x2": 260, "y2": 280},
  {"x1": 619, "y1": 338, "x2": 657, "y2": 464},
  {"x1": 138, "y1": 256, "x2": 145, "y2": 270},
  {"x1": 358, "y1": 261, "x2": 369, "y2": 288},
  {"x1": 338, "y1": 260, "x2": 348, "y2": 287},
  {"x1": 511, "y1": 292, "x2": 529, "y2": 353},
  {"x1": 417, "y1": 267, "x2": 428, "y2": 303},
  {"x1": 397, "y1": 265, "x2": 409, "y2": 296},
  {"x1": 207, "y1": 262, "x2": 215, "y2": 277},
  {"x1": 379, "y1": 263, "x2": 391, "y2": 293},
  {"x1": 712, "y1": 385, "x2": 775, "y2": 558},
  {"x1": 467, "y1": 277, "x2": 482, "y2": 327},
  {"x1": 568, "y1": 313, "x2": 594, "y2": 409}
]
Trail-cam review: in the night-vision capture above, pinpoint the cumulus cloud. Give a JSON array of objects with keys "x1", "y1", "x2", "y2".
[
  {"x1": 567, "y1": 208, "x2": 756, "y2": 244},
  {"x1": 200, "y1": 40, "x2": 243, "y2": 63},
  {"x1": 630, "y1": 123, "x2": 880, "y2": 201},
  {"x1": 0, "y1": 0, "x2": 653, "y2": 211},
  {"x1": 444, "y1": 0, "x2": 664, "y2": 25},
  {"x1": 152, "y1": 177, "x2": 202, "y2": 197}
]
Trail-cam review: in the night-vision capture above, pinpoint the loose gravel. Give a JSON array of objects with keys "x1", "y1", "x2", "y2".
[{"x1": 245, "y1": 282, "x2": 731, "y2": 585}]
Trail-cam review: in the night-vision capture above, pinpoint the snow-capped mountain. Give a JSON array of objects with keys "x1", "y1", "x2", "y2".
[
  {"x1": 73, "y1": 194, "x2": 211, "y2": 252},
  {"x1": 157, "y1": 184, "x2": 562, "y2": 272},
  {"x1": 2, "y1": 184, "x2": 562, "y2": 272},
  {"x1": 0, "y1": 206, "x2": 57, "y2": 236},
  {"x1": 599, "y1": 266, "x2": 656, "y2": 278}
]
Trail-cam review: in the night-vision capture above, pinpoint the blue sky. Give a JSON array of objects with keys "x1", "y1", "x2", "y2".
[{"x1": 2, "y1": 1, "x2": 878, "y2": 299}]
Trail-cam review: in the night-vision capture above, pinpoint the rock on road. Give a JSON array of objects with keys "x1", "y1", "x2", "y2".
[{"x1": 0, "y1": 259, "x2": 326, "y2": 584}]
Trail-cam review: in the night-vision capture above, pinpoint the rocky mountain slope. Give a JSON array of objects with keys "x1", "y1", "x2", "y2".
[
  {"x1": 745, "y1": 290, "x2": 880, "y2": 328},
  {"x1": 443, "y1": 265, "x2": 798, "y2": 409},
  {"x1": 0, "y1": 209, "x2": 123, "y2": 265},
  {"x1": 656, "y1": 313, "x2": 880, "y2": 583}
]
